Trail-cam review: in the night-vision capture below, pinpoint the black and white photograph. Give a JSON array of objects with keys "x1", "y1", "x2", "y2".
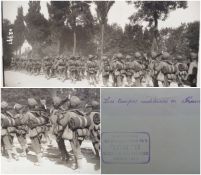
[
  {"x1": 1, "y1": 88, "x2": 100, "y2": 174},
  {"x1": 2, "y1": 1, "x2": 200, "y2": 87}
]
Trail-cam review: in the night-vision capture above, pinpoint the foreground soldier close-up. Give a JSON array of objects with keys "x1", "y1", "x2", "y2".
[{"x1": 1, "y1": 90, "x2": 100, "y2": 172}]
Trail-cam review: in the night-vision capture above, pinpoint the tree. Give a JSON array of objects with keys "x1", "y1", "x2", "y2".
[
  {"x1": 128, "y1": 1, "x2": 187, "y2": 51},
  {"x1": 185, "y1": 21, "x2": 200, "y2": 52},
  {"x1": 119, "y1": 24, "x2": 145, "y2": 54},
  {"x1": 66, "y1": 1, "x2": 93, "y2": 55},
  {"x1": 95, "y1": 1, "x2": 115, "y2": 58},
  {"x1": 47, "y1": 1, "x2": 69, "y2": 54},
  {"x1": 13, "y1": 6, "x2": 25, "y2": 56},
  {"x1": 25, "y1": 1, "x2": 50, "y2": 57},
  {"x1": 2, "y1": 19, "x2": 13, "y2": 67}
]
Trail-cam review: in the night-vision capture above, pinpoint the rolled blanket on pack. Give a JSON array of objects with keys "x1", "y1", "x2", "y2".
[
  {"x1": 161, "y1": 64, "x2": 177, "y2": 74},
  {"x1": 1, "y1": 116, "x2": 21, "y2": 127},
  {"x1": 69, "y1": 115, "x2": 91, "y2": 130},
  {"x1": 77, "y1": 128, "x2": 89, "y2": 137},
  {"x1": 29, "y1": 116, "x2": 47, "y2": 127},
  {"x1": 17, "y1": 125, "x2": 29, "y2": 132}
]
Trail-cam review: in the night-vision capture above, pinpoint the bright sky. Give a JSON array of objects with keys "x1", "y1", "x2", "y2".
[{"x1": 2, "y1": 1, "x2": 200, "y2": 30}]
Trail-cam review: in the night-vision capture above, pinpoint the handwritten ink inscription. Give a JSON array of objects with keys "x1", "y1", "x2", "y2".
[
  {"x1": 103, "y1": 96, "x2": 200, "y2": 106},
  {"x1": 102, "y1": 132, "x2": 150, "y2": 164}
]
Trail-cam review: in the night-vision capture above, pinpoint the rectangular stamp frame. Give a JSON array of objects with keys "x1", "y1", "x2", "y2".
[{"x1": 101, "y1": 131, "x2": 151, "y2": 164}]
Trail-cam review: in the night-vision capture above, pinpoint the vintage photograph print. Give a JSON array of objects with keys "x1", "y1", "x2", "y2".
[
  {"x1": 2, "y1": 1, "x2": 200, "y2": 87},
  {"x1": 1, "y1": 88, "x2": 100, "y2": 174}
]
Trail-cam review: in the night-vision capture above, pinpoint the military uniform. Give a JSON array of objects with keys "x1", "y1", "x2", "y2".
[
  {"x1": 13, "y1": 103, "x2": 29, "y2": 157},
  {"x1": 26, "y1": 98, "x2": 48, "y2": 165},
  {"x1": 85, "y1": 101, "x2": 100, "y2": 157},
  {"x1": 124, "y1": 55, "x2": 134, "y2": 86},
  {"x1": 69, "y1": 56, "x2": 78, "y2": 82},
  {"x1": 102, "y1": 56, "x2": 111, "y2": 86},
  {"x1": 186, "y1": 52, "x2": 198, "y2": 86},
  {"x1": 43, "y1": 56, "x2": 53, "y2": 79},
  {"x1": 111, "y1": 53, "x2": 125, "y2": 87},
  {"x1": 86, "y1": 55, "x2": 99, "y2": 86},
  {"x1": 1, "y1": 101, "x2": 19, "y2": 161},
  {"x1": 55, "y1": 56, "x2": 66, "y2": 80}
]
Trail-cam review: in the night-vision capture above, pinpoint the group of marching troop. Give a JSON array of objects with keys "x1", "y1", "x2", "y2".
[
  {"x1": 1, "y1": 96, "x2": 100, "y2": 169},
  {"x1": 10, "y1": 51, "x2": 198, "y2": 87}
]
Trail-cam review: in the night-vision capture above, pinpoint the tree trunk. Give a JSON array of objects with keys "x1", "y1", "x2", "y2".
[
  {"x1": 100, "y1": 24, "x2": 104, "y2": 58},
  {"x1": 151, "y1": 13, "x2": 159, "y2": 52},
  {"x1": 19, "y1": 46, "x2": 21, "y2": 56},
  {"x1": 58, "y1": 40, "x2": 62, "y2": 55},
  {"x1": 73, "y1": 31, "x2": 76, "y2": 56}
]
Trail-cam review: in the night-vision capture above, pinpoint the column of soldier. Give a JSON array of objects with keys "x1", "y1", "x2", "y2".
[
  {"x1": 1, "y1": 96, "x2": 100, "y2": 169},
  {"x1": 10, "y1": 51, "x2": 198, "y2": 87}
]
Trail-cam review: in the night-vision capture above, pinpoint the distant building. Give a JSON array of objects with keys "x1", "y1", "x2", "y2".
[{"x1": 16, "y1": 39, "x2": 32, "y2": 56}]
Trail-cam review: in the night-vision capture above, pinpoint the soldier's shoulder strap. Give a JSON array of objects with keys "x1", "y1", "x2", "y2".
[
  {"x1": 29, "y1": 110, "x2": 40, "y2": 117},
  {"x1": 68, "y1": 109, "x2": 85, "y2": 116},
  {"x1": 6, "y1": 111, "x2": 14, "y2": 118}
]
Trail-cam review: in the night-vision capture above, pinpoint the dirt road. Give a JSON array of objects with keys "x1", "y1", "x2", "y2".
[
  {"x1": 1, "y1": 136, "x2": 100, "y2": 174},
  {"x1": 4, "y1": 70, "x2": 102, "y2": 87}
]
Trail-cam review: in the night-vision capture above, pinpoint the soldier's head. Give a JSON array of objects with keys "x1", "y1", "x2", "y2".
[
  {"x1": 161, "y1": 52, "x2": 170, "y2": 60},
  {"x1": 85, "y1": 103, "x2": 93, "y2": 114},
  {"x1": 70, "y1": 55, "x2": 75, "y2": 60},
  {"x1": 85, "y1": 100, "x2": 99, "y2": 114},
  {"x1": 28, "y1": 98, "x2": 38, "y2": 109},
  {"x1": 151, "y1": 51, "x2": 157, "y2": 59},
  {"x1": 1, "y1": 101, "x2": 8, "y2": 112},
  {"x1": 88, "y1": 55, "x2": 94, "y2": 60},
  {"x1": 134, "y1": 52, "x2": 141, "y2": 59},
  {"x1": 175, "y1": 55, "x2": 183, "y2": 62},
  {"x1": 14, "y1": 103, "x2": 24, "y2": 113},
  {"x1": 102, "y1": 56, "x2": 108, "y2": 62},
  {"x1": 76, "y1": 56, "x2": 81, "y2": 60},
  {"x1": 126, "y1": 55, "x2": 132, "y2": 61},
  {"x1": 52, "y1": 96, "x2": 62, "y2": 108},
  {"x1": 116, "y1": 53, "x2": 123, "y2": 60},
  {"x1": 69, "y1": 96, "x2": 81, "y2": 108},
  {"x1": 190, "y1": 52, "x2": 198, "y2": 61}
]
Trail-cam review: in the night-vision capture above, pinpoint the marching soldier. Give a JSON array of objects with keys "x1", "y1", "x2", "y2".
[
  {"x1": 111, "y1": 53, "x2": 125, "y2": 87},
  {"x1": 76, "y1": 56, "x2": 84, "y2": 80},
  {"x1": 26, "y1": 98, "x2": 44, "y2": 165},
  {"x1": 124, "y1": 55, "x2": 133, "y2": 86},
  {"x1": 1, "y1": 101, "x2": 19, "y2": 161},
  {"x1": 13, "y1": 103, "x2": 29, "y2": 157},
  {"x1": 102, "y1": 56, "x2": 111, "y2": 86},
  {"x1": 185, "y1": 52, "x2": 198, "y2": 86},
  {"x1": 68, "y1": 56, "x2": 77, "y2": 83},
  {"x1": 85, "y1": 100, "x2": 100, "y2": 158},
  {"x1": 55, "y1": 55, "x2": 66, "y2": 81},
  {"x1": 86, "y1": 55, "x2": 99, "y2": 86},
  {"x1": 43, "y1": 56, "x2": 53, "y2": 79}
]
